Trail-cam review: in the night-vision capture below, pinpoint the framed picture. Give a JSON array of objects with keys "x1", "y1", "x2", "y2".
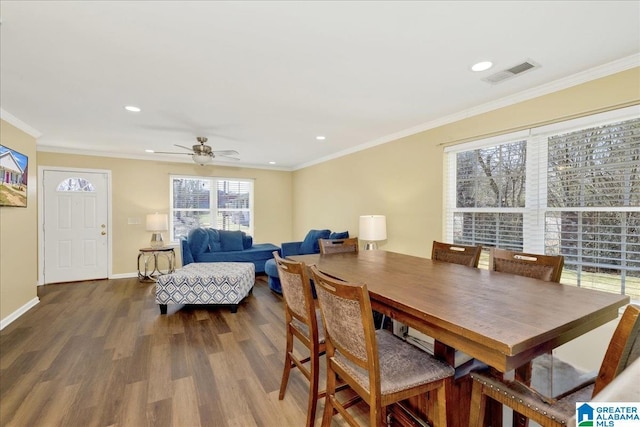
[{"x1": 0, "y1": 145, "x2": 28, "y2": 207}]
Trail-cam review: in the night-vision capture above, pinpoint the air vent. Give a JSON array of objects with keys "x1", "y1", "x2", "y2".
[{"x1": 482, "y1": 60, "x2": 540, "y2": 84}]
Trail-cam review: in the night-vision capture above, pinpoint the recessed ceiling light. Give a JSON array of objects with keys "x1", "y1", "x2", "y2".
[
  {"x1": 124, "y1": 105, "x2": 141, "y2": 112},
  {"x1": 316, "y1": 136, "x2": 326, "y2": 140},
  {"x1": 268, "y1": 161, "x2": 276, "y2": 165},
  {"x1": 471, "y1": 61, "x2": 493, "y2": 72},
  {"x1": 145, "y1": 149, "x2": 154, "y2": 153}
]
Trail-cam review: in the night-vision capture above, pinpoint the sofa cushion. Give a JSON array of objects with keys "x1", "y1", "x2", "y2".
[
  {"x1": 219, "y1": 230, "x2": 245, "y2": 251},
  {"x1": 330, "y1": 231, "x2": 349, "y2": 239},
  {"x1": 242, "y1": 233, "x2": 253, "y2": 249},
  {"x1": 300, "y1": 229, "x2": 331, "y2": 254},
  {"x1": 188, "y1": 228, "x2": 210, "y2": 256},
  {"x1": 206, "y1": 228, "x2": 222, "y2": 252}
]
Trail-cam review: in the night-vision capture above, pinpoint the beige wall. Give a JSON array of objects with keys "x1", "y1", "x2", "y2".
[
  {"x1": 292, "y1": 68, "x2": 640, "y2": 260},
  {"x1": 3, "y1": 68, "x2": 639, "y2": 363},
  {"x1": 37, "y1": 153, "x2": 293, "y2": 276},
  {"x1": 0, "y1": 121, "x2": 38, "y2": 322},
  {"x1": 291, "y1": 67, "x2": 640, "y2": 371}
]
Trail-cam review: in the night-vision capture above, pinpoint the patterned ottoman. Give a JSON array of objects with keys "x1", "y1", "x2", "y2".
[{"x1": 155, "y1": 262, "x2": 255, "y2": 314}]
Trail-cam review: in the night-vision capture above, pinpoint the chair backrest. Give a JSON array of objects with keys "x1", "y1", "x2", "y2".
[
  {"x1": 273, "y1": 251, "x2": 318, "y2": 342},
  {"x1": 489, "y1": 248, "x2": 564, "y2": 282},
  {"x1": 431, "y1": 240, "x2": 482, "y2": 268},
  {"x1": 309, "y1": 265, "x2": 379, "y2": 389},
  {"x1": 593, "y1": 304, "x2": 640, "y2": 396},
  {"x1": 318, "y1": 237, "x2": 359, "y2": 254}
]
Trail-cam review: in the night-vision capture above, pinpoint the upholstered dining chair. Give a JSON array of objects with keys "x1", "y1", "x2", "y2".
[
  {"x1": 468, "y1": 304, "x2": 640, "y2": 427},
  {"x1": 402, "y1": 241, "x2": 483, "y2": 371},
  {"x1": 431, "y1": 241, "x2": 482, "y2": 268},
  {"x1": 318, "y1": 237, "x2": 359, "y2": 254},
  {"x1": 488, "y1": 248, "x2": 564, "y2": 282},
  {"x1": 310, "y1": 265, "x2": 454, "y2": 427},
  {"x1": 487, "y1": 247, "x2": 565, "y2": 426},
  {"x1": 273, "y1": 252, "x2": 326, "y2": 427}
]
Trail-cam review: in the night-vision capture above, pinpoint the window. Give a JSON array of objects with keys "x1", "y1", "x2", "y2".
[
  {"x1": 56, "y1": 177, "x2": 95, "y2": 192},
  {"x1": 170, "y1": 175, "x2": 254, "y2": 241},
  {"x1": 445, "y1": 106, "x2": 640, "y2": 299}
]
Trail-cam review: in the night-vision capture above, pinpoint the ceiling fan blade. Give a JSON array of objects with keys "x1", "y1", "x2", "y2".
[
  {"x1": 212, "y1": 150, "x2": 240, "y2": 156},
  {"x1": 216, "y1": 154, "x2": 240, "y2": 161},
  {"x1": 174, "y1": 144, "x2": 194, "y2": 151},
  {"x1": 153, "y1": 151, "x2": 192, "y2": 155}
]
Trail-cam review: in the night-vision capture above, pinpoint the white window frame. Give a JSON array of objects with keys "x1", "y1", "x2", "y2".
[
  {"x1": 444, "y1": 105, "x2": 640, "y2": 298},
  {"x1": 169, "y1": 175, "x2": 254, "y2": 242}
]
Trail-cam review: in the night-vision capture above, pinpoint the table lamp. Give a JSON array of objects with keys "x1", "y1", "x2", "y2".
[
  {"x1": 359, "y1": 215, "x2": 387, "y2": 250},
  {"x1": 146, "y1": 213, "x2": 168, "y2": 249}
]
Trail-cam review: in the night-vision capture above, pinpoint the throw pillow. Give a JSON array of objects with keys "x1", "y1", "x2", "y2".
[
  {"x1": 206, "y1": 228, "x2": 222, "y2": 252},
  {"x1": 329, "y1": 231, "x2": 349, "y2": 239},
  {"x1": 300, "y1": 229, "x2": 331, "y2": 254},
  {"x1": 219, "y1": 230, "x2": 245, "y2": 251},
  {"x1": 188, "y1": 228, "x2": 209, "y2": 256},
  {"x1": 242, "y1": 233, "x2": 253, "y2": 249}
]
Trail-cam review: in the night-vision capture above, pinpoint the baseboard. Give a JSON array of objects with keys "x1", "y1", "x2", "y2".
[
  {"x1": 0, "y1": 297, "x2": 39, "y2": 330},
  {"x1": 109, "y1": 272, "x2": 138, "y2": 279}
]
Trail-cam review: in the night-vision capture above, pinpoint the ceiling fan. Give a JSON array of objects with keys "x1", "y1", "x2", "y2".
[{"x1": 154, "y1": 137, "x2": 240, "y2": 165}]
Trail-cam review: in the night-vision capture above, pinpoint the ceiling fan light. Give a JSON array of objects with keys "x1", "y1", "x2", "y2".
[{"x1": 192, "y1": 153, "x2": 212, "y2": 165}]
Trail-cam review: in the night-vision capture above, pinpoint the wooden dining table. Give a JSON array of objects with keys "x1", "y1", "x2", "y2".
[{"x1": 289, "y1": 250, "x2": 630, "y2": 427}]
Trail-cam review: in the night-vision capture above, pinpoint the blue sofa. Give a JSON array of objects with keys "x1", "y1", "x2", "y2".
[
  {"x1": 265, "y1": 229, "x2": 349, "y2": 294},
  {"x1": 180, "y1": 228, "x2": 279, "y2": 274}
]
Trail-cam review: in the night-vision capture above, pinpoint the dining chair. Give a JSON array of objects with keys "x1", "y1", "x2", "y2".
[
  {"x1": 402, "y1": 241, "x2": 483, "y2": 372},
  {"x1": 431, "y1": 241, "x2": 482, "y2": 268},
  {"x1": 273, "y1": 251, "x2": 326, "y2": 427},
  {"x1": 468, "y1": 303, "x2": 640, "y2": 427},
  {"x1": 310, "y1": 264, "x2": 454, "y2": 427},
  {"x1": 318, "y1": 237, "x2": 359, "y2": 254},
  {"x1": 487, "y1": 247, "x2": 565, "y2": 426},
  {"x1": 488, "y1": 247, "x2": 564, "y2": 282}
]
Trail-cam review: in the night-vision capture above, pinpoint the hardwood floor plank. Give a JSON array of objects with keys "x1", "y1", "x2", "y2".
[
  {"x1": 147, "y1": 342, "x2": 173, "y2": 404},
  {"x1": 146, "y1": 398, "x2": 172, "y2": 427},
  {"x1": 38, "y1": 383, "x2": 82, "y2": 426},
  {"x1": 171, "y1": 376, "x2": 201, "y2": 426},
  {"x1": 209, "y1": 349, "x2": 254, "y2": 421},
  {"x1": 0, "y1": 276, "x2": 375, "y2": 426},
  {"x1": 5, "y1": 380, "x2": 54, "y2": 426},
  {"x1": 239, "y1": 338, "x2": 282, "y2": 394},
  {"x1": 0, "y1": 370, "x2": 43, "y2": 426},
  {"x1": 121, "y1": 380, "x2": 149, "y2": 427}
]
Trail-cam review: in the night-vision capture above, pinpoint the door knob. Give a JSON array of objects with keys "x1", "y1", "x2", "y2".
[{"x1": 101, "y1": 231, "x2": 107, "y2": 235}]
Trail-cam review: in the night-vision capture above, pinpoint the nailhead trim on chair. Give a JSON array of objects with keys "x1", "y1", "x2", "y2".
[{"x1": 471, "y1": 375, "x2": 566, "y2": 425}]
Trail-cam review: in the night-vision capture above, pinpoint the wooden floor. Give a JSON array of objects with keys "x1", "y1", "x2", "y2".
[{"x1": 0, "y1": 275, "x2": 370, "y2": 427}]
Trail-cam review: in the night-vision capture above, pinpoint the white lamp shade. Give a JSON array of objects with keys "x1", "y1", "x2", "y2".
[
  {"x1": 359, "y1": 215, "x2": 387, "y2": 241},
  {"x1": 146, "y1": 213, "x2": 168, "y2": 232}
]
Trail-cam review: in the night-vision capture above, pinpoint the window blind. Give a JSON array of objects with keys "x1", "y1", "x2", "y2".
[
  {"x1": 444, "y1": 106, "x2": 640, "y2": 299},
  {"x1": 170, "y1": 175, "x2": 254, "y2": 241}
]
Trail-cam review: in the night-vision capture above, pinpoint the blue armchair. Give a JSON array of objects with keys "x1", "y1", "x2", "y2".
[{"x1": 265, "y1": 229, "x2": 349, "y2": 294}]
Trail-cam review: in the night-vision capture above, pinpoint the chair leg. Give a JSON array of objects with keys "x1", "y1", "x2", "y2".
[
  {"x1": 321, "y1": 364, "x2": 337, "y2": 427},
  {"x1": 279, "y1": 327, "x2": 294, "y2": 400},
  {"x1": 469, "y1": 380, "x2": 487, "y2": 427},
  {"x1": 435, "y1": 380, "x2": 449, "y2": 427},
  {"x1": 305, "y1": 349, "x2": 320, "y2": 427}
]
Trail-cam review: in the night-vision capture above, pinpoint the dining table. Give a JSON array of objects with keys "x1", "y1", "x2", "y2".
[{"x1": 289, "y1": 250, "x2": 630, "y2": 427}]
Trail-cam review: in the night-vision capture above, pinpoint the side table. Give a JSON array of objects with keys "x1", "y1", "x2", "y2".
[{"x1": 138, "y1": 247, "x2": 176, "y2": 281}]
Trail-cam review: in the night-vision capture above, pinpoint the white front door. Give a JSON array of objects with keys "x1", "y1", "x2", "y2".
[{"x1": 43, "y1": 170, "x2": 109, "y2": 284}]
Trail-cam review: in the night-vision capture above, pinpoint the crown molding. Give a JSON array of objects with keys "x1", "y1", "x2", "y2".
[
  {"x1": 0, "y1": 109, "x2": 42, "y2": 138},
  {"x1": 293, "y1": 54, "x2": 640, "y2": 170}
]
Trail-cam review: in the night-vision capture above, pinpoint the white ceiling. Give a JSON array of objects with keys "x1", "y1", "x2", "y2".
[{"x1": 1, "y1": 1, "x2": 639, "y2": 170}]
